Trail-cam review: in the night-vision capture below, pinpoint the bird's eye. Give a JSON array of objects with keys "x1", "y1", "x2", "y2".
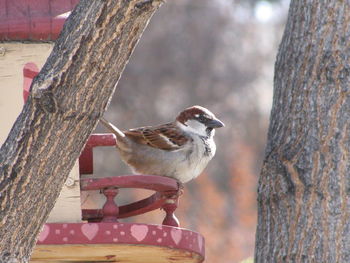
[{"x1": 198, "y1": 115, "x2": 206, "y2": 122}]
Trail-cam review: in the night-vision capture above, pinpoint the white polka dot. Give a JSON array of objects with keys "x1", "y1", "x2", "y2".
[
  {"x1": 55, "y1": 229, "x2": 61, "y2": 235},
  {"x1": 163, "y1": 232, "x2": 167, "y2": 237},
  {"x1": 157, "y1": 238, "x2": 162, "y2": 243},
  {"x1": 120, "y1": 231, "x2": 125, "y2": 236},
  {"x1": 62, "y1": 224, "x2": 68, "y2": 229},
  {"x1": 152, "y1": 231, "x2": 156, "y2": 235},
  {"x1": 106, "y1": 231, "x2": 111, "y2": 235},
  {"x1": 113, "y1": 224, "x2": 118, "y2": 229},
  {"x1": 113, "y1": 238, "x2": 118, "y2": 242},
  {"x1": 63, "y1": 237, "x2": 68, "y2": 242},
  {"x1": 69, "y1": 230, "x2": 75, "y2": 235}
]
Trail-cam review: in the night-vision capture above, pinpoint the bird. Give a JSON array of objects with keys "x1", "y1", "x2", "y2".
[{"x1": 99, "y1": 105, "x2": 224, "y2": 184}]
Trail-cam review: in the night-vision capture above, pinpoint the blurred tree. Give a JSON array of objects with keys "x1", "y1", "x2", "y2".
[{"x1": 255, "y1": 1, "x2": 350, "y2": 262}]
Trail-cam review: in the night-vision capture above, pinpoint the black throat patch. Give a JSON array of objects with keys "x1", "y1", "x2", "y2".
[{"x1": 200, "y1": 136, "x2": 211, "y2": 156}]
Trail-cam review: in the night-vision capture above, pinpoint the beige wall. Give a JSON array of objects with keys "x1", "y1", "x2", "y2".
[
  {"x1": 0, "y1": 42, "x2": 82, "y2": 223},
  {"x1": 0, "y1": 43, "x2": 52, "y2": 144}
]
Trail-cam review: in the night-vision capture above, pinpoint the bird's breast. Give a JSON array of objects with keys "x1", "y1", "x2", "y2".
[{"x1": 118, "y1": 136, "x2": 216, "y2": 183}]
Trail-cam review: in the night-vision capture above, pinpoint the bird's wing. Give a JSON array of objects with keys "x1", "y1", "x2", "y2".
[{"x1": 124, "y1": 123, "x2": 190, "y2": 151}]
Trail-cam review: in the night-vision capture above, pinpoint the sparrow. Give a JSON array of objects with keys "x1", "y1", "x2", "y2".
[{"x1": 99, "y1": 106, "x2": 224, "y2": 183}]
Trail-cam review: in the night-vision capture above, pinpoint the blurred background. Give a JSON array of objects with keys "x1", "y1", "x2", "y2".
[
  {"x1": 91, "y1": 0, "x2": 290, "y2": 262},
  {"x1": 0, "y1": 0, "x2": 290, "y2": 261}
]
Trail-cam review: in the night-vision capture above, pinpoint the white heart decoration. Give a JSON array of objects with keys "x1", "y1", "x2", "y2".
[
  {"x1": 170, "y1": 228, "x2": 182, "y2": 245},
  {"x1": 131, "y1": 225, "x2": 149, "y2": 242},
  {"x1": 38, "y1": 224, "x2": 50, "y2": 242},
  {"x1": 81, "y1": 223, "x2": 99, "y2": 241},
  {"x1": 198, "y1": 235, "x2": 203, "y2": 252}
]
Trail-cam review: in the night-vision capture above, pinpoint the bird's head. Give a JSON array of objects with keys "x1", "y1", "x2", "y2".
[{"x1": 176, "y1": 105, "x2": 224, "y2": 137}]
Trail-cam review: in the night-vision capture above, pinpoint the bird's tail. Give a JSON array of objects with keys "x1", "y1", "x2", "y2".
[{"x1": 99, "y1": 117, "x2": 126, "y2": 139}]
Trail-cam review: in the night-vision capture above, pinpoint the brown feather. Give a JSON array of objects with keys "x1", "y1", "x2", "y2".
[{"x1": 124, "y1": 123, "x2": 190, "y2": 151}]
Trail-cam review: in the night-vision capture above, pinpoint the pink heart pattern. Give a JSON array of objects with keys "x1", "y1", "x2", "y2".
[
  {"x1": 198, "y1": 235, "x2": 203, "y2": 252},
  {"x1": 38, "y1": 224, "x2": 50, "y2": 242},
  {"x1": 170, "y1": 228, "x2": 182, "y2": 245},
  {"x1": 81, "y1": 223, "x2": 99, "y2": 241},
  {"x1": 35, "y1": 223, "x2": 203, "y2": 257},
  {"x1": 131, "y1": 225, "x2": 149, "y2": 242}
]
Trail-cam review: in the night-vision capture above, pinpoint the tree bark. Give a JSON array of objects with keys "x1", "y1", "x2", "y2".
[
  {"x1": 0, "y1": 0, "x2": 163, "y2": 262},
  {"x1": 255, "y1": 1, "x2": 350, "y2": 262}
]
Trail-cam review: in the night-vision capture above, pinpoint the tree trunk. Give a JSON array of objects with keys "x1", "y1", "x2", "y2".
[
  {"x1": 0, "y1": 0, "x2": 163, "y2": 262},
  {"x1": 255, "y1": 1, "x2": 350, "y2": 262}
]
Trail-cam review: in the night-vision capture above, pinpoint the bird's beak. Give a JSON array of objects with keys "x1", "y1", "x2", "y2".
[{"x1": 206, "y1": 118, "x2": 225, "y2": 128}]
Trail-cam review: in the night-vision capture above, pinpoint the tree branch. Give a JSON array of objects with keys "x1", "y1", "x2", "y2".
[{"x1": 0, "y1": 0, "x2": 164, "y2": 262}]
